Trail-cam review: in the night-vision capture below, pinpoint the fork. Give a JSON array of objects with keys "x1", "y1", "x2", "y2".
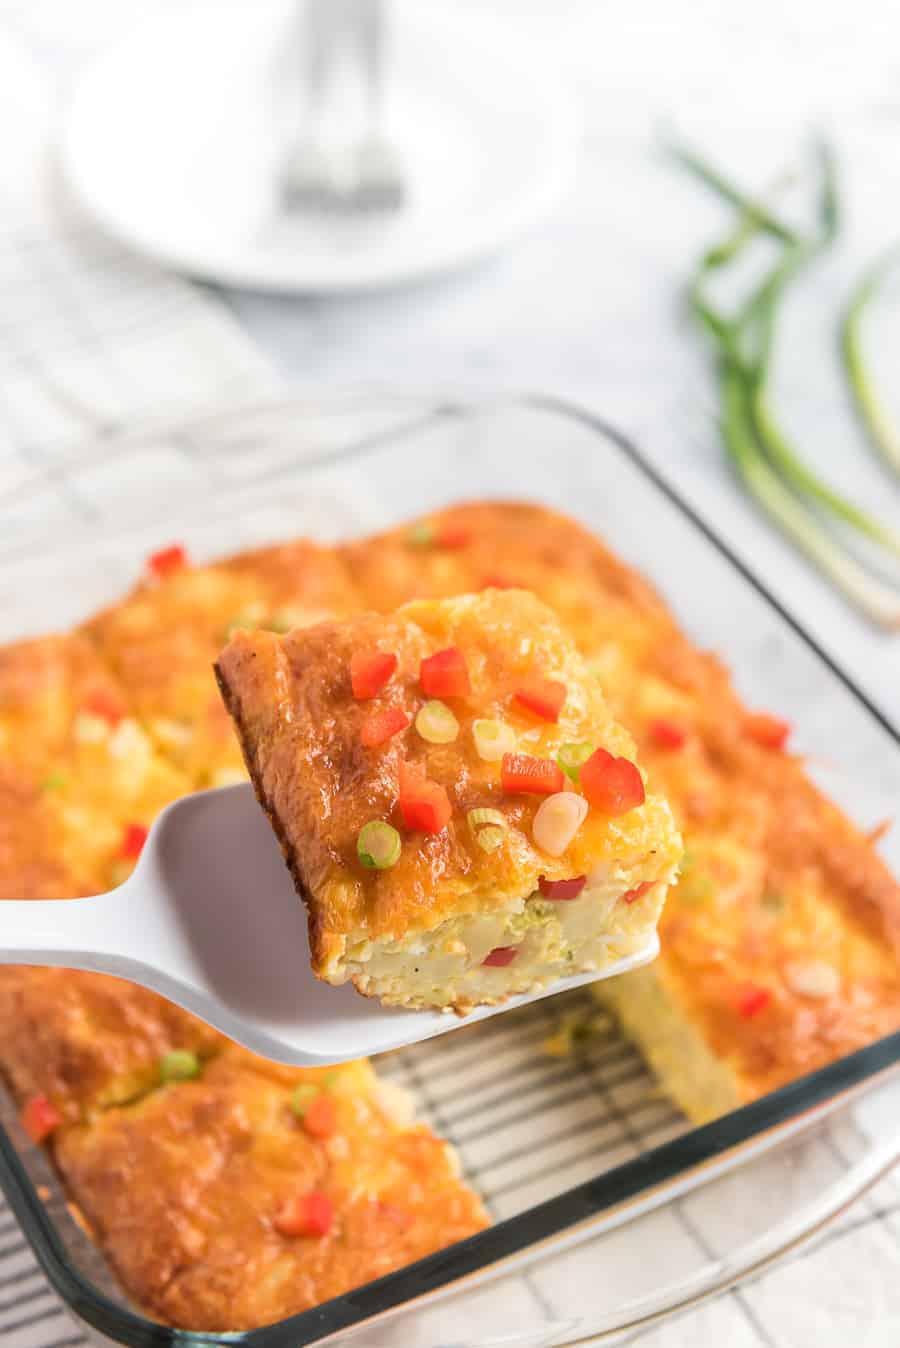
[{"x1": 281, "y1": 0, "x2": 406, "y2": 213}]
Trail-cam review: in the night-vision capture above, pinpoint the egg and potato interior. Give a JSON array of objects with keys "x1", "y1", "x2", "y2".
[{"x1": 216, "y1": 589, "x2": 682, "y2": 1012}]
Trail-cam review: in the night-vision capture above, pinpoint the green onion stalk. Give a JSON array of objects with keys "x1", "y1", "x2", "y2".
[
  {"x1": 719, "y1": 358, "x2": 900, "y2": 628},
  {"x1": 674, "y1": 136, "x2": 900, "y2": 625},
  {"x1": 663, "y1": 134, "x2": 799, "y2": 244},
  {"x1": 740, "y1": 147, "x2": 900, "y2": 559},
  {"x1": 841, "y1": 245, "x2": 900, "y2": 477}
]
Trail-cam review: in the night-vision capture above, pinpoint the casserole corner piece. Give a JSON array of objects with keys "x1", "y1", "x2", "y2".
[{"x1": 216, "y1": 588, "x2": 683, "y2": 1012}]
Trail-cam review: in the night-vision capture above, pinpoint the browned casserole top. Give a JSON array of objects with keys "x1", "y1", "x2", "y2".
[
  {"x1": 0, "y1": 632, "x2": 189, "y2": 895},
  {"x1": 86, "y1": 539, "x2": 360, "y2": 786}
]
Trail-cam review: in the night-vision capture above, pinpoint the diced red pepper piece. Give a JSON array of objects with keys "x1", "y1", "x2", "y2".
[
  {"x1": 83, "y1": 688, "x2": 125, "y2": 726},
  {"x1": 119, "y1": 823, "x2": 148, "y2": 860},
  {"x1": 420, "y1": 646, "x2": 470, "y2": 698},
  {"x1": 360, "y1": 707, "x2": 410, "y2": 748},
  {"x1": 398, "y1": 762, "x2": 452, "y2": 834},
  {"x1": 482, "y1": 945, "x2": 518, "y2": 967},
  {"x1": 147, "y1": 544, "x2": 187, "y2": 579},
  {"x1": 500, "y1": 753, "x2": 565, "y2": 796},
  {"x1": 274, "y1": 1190, "x2": 334, "y2": 1238},
  {"x1": 649, "y1": 719, "x2": 687, "y2": 750},
  {"x1": 350, "y1": 651, "x2": 398, "y2": 700},
  {"x1": 580, "y1": 748, "x2": 645, "y2": 815},
  {"x1": 21, "y1": 1095, "x2": 62, "y2": 1143},
  {"x1": 302, "y1": 1093, "x2": 338, "y2": 1139},
  {"x1": 744, "y1": 713, "x2": 791, "y2": 751},
  {"x1": 513, "y1": 676, "x2": 567, "y2": 723},
  {"x1": 481, "y1": 574, "x2": 516, "y2": 590},
  {"x1": 734, "y1": 982, "x2": 771, "y2": 1019},
  {"x1": 538, "y1": 874, "x2": 587, "y2": 901},
  {"x1": 622, "y1": 880, "x2": 654, "y2": 904},
  {"x1": 435, "y1": 524, "x2": 471, "y2": 550}
]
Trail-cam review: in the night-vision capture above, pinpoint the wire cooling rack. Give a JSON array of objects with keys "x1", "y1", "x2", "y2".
[{"x1": 379, "y1": 992, "x2": 685, "y2": 1223}]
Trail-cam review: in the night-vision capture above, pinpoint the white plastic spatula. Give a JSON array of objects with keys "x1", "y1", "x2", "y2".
[{"x1": 1, "y1": 784, "x2": 659, "y2": 1065}]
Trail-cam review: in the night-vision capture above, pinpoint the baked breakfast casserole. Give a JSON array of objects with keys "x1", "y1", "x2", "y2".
[
  {"x1": 344, "y1": 503, "x2": 900, "y2": 1122},
  {"x1": 216, "y1": 589, "x2": 682, "y2": 1010},
  {"x1": 0, "y1": 502, "x2": 897, "y2": 1331}
]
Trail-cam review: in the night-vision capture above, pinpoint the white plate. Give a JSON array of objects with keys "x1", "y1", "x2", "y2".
[{"x1": 60, "y1": 0, "x2": 577, "y2": 294}]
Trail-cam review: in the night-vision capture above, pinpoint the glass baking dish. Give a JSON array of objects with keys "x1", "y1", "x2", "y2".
[{"x1": 0, "y1": 392, "x2": 898, "y2": 1348}]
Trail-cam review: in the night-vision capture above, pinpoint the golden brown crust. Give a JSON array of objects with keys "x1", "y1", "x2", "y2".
[
  {"x1": 341, "y1": 500, "x2": 667, "y2": 626},
  {"x1": 85, "y1": 539, "x2": 363, "y2": 787},
  {"x1": 0, "y1": 769, "x2": 94, "y2": 900},
  {"x1": 0, "y1": 968, "x2": 223, "y2": 1124},
  {"x1": 0, "y1": 632, "x2": 190, "y2": 893},
  {"x1": 57, "y1": 1051, "x2": 487, "y2": 1330},
  {"x1": 0, "y1": 633, "x2": 117, "y2": 766},
  {"x1": 216, "y1": 589, "x2": 677, "y2": 983}
]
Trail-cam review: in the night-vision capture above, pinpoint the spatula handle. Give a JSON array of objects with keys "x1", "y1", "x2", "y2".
[{"x1": 0, "y1": 890, "x2": 130, "y2": 969}]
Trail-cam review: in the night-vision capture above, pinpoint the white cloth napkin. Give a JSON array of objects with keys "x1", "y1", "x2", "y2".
[{"x1": 1, "y1": 5, "x2": 900, "y2": 1348}]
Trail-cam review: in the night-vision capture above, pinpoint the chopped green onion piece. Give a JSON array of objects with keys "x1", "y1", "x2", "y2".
[
  {"x1": 474, "y1": 826, "x2": 506, "y2": 853},
  {"x1": 160, "y1": 1050, "x2": 200, "y2": 1082},
  {"x1": 468, "y1": 807, "x2": 507, "y2": 831},
  {"x1": 556, "y1": 741, "x2": 594, "y2": 783},
  {"x1": 323, "y1": 1068, "x2": 355, "y2": 1096},
  {"x1": 290, "y1": 1083, "x2": 320, "y2": 1116},
  {"x1": 543, "y1": 1008, "x2": 608, "y2": 1058},
  {"x1": 415, "y1": 699, "x2": 459, "y2": 744},
  {"x1": 472, "y1": 718, "x2": 516, "y2": 762},
  {"x1": 40, "y1": 770, "x2": 68, "y2": 792},
  {"x1": 267, "y1": 608, "x2": 303, "y2": 634},
  {"x1": 357, "y1": 821, "x2": 402, "y2": 870},
  {"x1": 406, "y1": 521, "x2": 435, "y2": 547},
  {"x1": 468, "y1": 808, "x2": 508, "y2": 853},
  {"x1": 224, "y1": 601, "x2": 267, "y2": 638}
]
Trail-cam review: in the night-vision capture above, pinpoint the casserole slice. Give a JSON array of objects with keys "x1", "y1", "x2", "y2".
[
  {"x1": 597, "y1": 729, "x2": 900, "y2": 1123},
  {"x1": 216, "y1": 588, "x2": 682, "y2": 1012},
  {"x1": 56, "y1": 1048, "x2": 488, "y2": 1330}
]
